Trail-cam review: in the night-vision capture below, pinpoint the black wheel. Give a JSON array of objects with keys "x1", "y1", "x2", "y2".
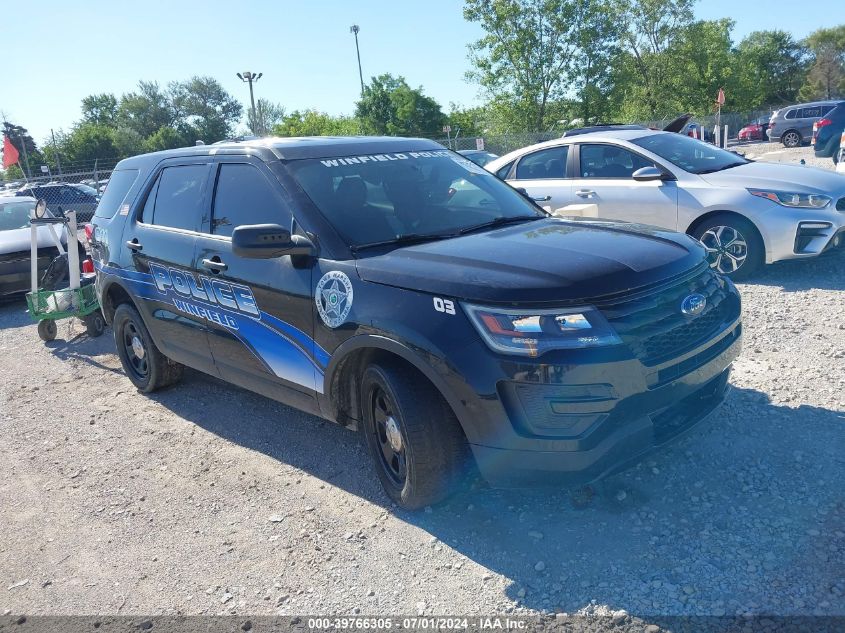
[
  {"x1": 83, "y1": 311, "x2": 105, "y2": 337},
  {"x1": 691, "y1": 214, "x2": 764, "y2": 281},
  {"x1": 37, "y1": 320, "x2": 57, "y2": 342},
  {"x1": 113, "y1": 303, "x2": 183, "y2": 392},
  {"x1": 360, "y1": 361, "x2": 468, "y2": 510},
  {"x1": 781, "y1": 130, "x2": 801, "y2": 148}
]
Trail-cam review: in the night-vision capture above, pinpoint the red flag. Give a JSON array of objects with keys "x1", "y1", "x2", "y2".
[
  {"x1": 716, "y1": 88, "x2": 726, "y2": 106},
  {"x1": 2, "y1": 135, "x2": 20, "y2": 168}
]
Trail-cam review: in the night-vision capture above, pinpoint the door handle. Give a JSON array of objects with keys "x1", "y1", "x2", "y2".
[
  {"x1": 126, "y1": 239, "x2": 142, "y2": 251},
  {"x1": 575, "y1": 189, "x2": 595, "y2": 197},
  {"x1": 532, "y1": 195, "x2": 552, "y2": 202},
  {"x1": 201, "y1": 257, "x2": 228, "y2": 273}
]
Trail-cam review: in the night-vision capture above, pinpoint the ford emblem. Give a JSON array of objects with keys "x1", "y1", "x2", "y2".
[{"x1": 681, "y1": 293, "x2": 707, "y2": 316}]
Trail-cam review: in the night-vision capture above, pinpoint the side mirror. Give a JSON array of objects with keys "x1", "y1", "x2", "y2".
[
  {"x1": 231, "y1": 224, "x2": 315, "y2": 259},
  {"x1": 632, "y1": 166, "x2": 675, "y2": 182},
  {"x1": 34, "y1": 198, "x2": 48, "y2": 218}
]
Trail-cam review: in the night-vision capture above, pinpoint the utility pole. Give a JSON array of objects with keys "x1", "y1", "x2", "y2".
[
  {"x1": 51, "y1": 129, "x2": 62, "y2": 179},
  {"x1": 237, "y1": 71, "x2": 263, "y2": 135},
  {"x1": 350, "y1": 25, "x2": 364, "y2": 97}
]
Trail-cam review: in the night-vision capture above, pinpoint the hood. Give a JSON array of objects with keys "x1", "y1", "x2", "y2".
[
  {"x1": 354, "y1": 218, "x2": 706, "y2": 304},
  {"x1": 0, "y1": 225, "x2": 68, "y2": 254},
  {"x1": 700, "y1": 161, "x2": 845, "y2": 195}
]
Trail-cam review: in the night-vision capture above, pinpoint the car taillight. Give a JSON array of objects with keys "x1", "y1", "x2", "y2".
[{"x1": 817, "y1": 118, "x2": 832, "y2": 128}]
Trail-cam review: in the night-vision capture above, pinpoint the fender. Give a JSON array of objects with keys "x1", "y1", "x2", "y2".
[{"x1": 319, "y1": 334, "x2": 468, "y2": 430}]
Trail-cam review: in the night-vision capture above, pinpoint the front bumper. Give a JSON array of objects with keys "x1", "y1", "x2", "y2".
[
  {"x1": 446, "y1": 307, "x2": 742, "y2": 487},
  {"x1": 756, "y1": 204, "x2": 845, "y2": 263}
]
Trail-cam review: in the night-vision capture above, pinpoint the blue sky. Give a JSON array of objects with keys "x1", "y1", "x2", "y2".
[{"x1": 1, "y1": 0, "x2": 838, "y2": 144}]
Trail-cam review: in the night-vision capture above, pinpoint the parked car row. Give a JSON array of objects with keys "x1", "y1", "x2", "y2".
[
  {"x1": 13, "y1": 181, "x2": 100, "y2": 223},
  {"x1": 767, "y1": 100, "x2": 845, "y2": 148}
]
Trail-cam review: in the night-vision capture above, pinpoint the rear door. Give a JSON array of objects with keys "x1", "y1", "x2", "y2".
[
  {"x1": 571, "y1": 143, "x2": 679, "y2": 229},
  {"x1": 121, "y1": 159, "x2": 218, "y2": 375},
  {"x1": 194, "y1": 157, "x2": 318, "y2": 405},
  {"x1": 505, "y1": 145, "x2": 573, "y2": 213},
  {"x1": 798, "y1": 106, "x2": 822, "y2": 140}
]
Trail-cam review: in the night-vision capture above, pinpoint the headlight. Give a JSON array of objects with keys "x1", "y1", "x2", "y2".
[
  {"x1": 748, "y1": 189, "x2": 831, "y2": 209},
  {"x1": 463, "y1": 304, "x2": 621, "y2": 356}
]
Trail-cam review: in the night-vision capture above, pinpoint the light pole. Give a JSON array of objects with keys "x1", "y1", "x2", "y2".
[
  {"x1": 236, "y1": 71, "x2": 263, "y2": 135},
  {"x1": 349, "y1": 25, "x2": 364, "y2": 97}
]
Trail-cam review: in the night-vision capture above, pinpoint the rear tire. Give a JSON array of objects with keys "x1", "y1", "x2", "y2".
[
  {"x1": 37, "y1": 320, "x2": 57, "y2": 342},
  {"x1": 691, "y1": 214, "x2": 764, "y2": 281},
  {"x1": 360, "y1": 361, "x2": 467, "y2": 510},
  {"x1": 83, "y1": 311, "x2": 105, "y2": 337},
  {"x1": 781, "y1": 130, "x2": 801, "y2": 148},
  {"x1": 113, "y1": 303, "x2": 183, "y2": 392}
]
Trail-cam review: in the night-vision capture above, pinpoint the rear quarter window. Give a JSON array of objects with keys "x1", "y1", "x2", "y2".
[{"x1": 94, "y1": 169, "x2": 140, "y2": 219}]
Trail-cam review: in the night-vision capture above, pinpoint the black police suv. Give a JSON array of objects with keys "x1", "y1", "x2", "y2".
[{"x1": 90, "y1": 137, "x2": 742, "y2": 509}]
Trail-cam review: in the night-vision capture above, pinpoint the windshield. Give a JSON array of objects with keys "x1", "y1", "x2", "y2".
[
  {"x1": 630, "y1": 133, "x2": 749, "y2": 174},
  {"x1": 287, "y1": 149, "x2": 544, "y2": 248},
  {"x1": 0, "y1": 200, "x2": 35, "y2": 231},
  {"x1": 73, "y1": 183, "x2": 99, "y2": 197}
]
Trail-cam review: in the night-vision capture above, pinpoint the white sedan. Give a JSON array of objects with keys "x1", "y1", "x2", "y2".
[{"x1": 487, "y1": 129, "x2": 845, "y2": 279}]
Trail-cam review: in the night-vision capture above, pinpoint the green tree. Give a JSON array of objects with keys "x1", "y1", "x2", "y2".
[
  {"x1": 143, "y1": 126, "x2": 188, "y2": 153},
  {"x1": 117, "y1": 81, "x2": 174, "y2": 139},
  {"x1": 60, "y1": 122, "x2": 119, "y2": 164},
  {"x1": 81, "y1": 93, "x2": 118, "y2": 126},
  {"x1": 273, "y1": 110, "x2": 359, "y2": 136},
  {"x1": 735, "y1": 30, "x2": 808, "y2": 107},
  {"x1": 463, "y1": 0, "x2": 591, "y2": 132},
  {"x1": 248, "y1": 98, "x2": 286, "y2": 136},
  {"x1": 446, "y1": 104, "x2": 488, "y2": 137},
  {"x1": 169, "y1": 76, "x2": 243, "y2": 143},
  {"x1": 799, "y1": 25, "x2": 845, "y2": 100},
  {"x1": 355, "y1": 74, "x2": 446, "y2": 136},
  {"x1": 615, "y1": 0, "x2": 695, "y2": 119},
  {"x1": 572, "y1": 0, "x2": 622, "y2": 123}
]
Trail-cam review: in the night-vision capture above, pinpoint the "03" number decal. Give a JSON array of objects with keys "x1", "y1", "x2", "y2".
[{"x1": 433, "y1": 297, "x2": 456, "y2": 315}]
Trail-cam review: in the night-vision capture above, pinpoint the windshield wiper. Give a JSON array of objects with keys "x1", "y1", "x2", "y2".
[
  {"x1": 697, "y1": 162, "x2": 746, "y2": 174},
  {"x1": 351, "y1": 232, "x2": 454, "y2": 252},
  {"x1": 457, "y1": 215, "x2": 543, "y2": 235}
]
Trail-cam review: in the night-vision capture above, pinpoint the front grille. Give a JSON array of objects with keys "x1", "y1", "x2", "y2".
[
  {"x1": 836, "y1": 197, "x2": 845, "y2": 212},
  {"x1": 599, "y1": 265, "x2": 737, "y2": 367}
]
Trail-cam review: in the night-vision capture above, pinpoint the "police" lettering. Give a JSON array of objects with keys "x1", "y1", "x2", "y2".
[{"x1": 148, "y1": 262, "x2": 260, "y2": 317}]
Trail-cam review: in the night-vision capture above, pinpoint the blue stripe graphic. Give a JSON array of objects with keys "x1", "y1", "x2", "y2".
[{"x1": 97, "y1": 262, "x2": 328, "y2": 392}]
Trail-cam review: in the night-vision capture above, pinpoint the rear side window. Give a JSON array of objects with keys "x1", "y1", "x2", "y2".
[
  {"x1": 785, "y1": 109, "x2": 797, "y2": 120},
  {"x1": 95, "y1": 169, "x2": 139, "y2": 219},
  {"x1": 514, "y1": 146, "x2": 569, "y2": 179},
  {"x1": 211, "y1": 163, "x2": 290, "y2": 237},
  {"x1": 144, "y1": 164, "x2": 207, "y2": 232},
  {"x1": 495, "y1": 160, "x2": 515, "y2": 180},
  {"x1": 799, "y1": 106, "x2": 821, "y2": 118}
]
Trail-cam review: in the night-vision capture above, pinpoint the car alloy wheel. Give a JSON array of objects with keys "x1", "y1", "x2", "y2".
[
  {"x1": 700, "y1": 225, "x2": 748, "y2": 274},
  {"x1": 122, "y1": 320, "x2": 149, "y2": 380},
  {"x1": 783, "y1": 131, "x2": 800, "y2": 148},
  {"x1": 369, "y1": 385, "x2": 407, "y2": 487}
]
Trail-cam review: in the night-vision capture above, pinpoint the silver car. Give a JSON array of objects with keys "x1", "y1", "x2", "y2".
[
  {"x1": 768, "y1": 100, "x2": 844, "y2": 148},
  {"x1": 487, "y1": 129, "x2": 845, "y2": 279}
]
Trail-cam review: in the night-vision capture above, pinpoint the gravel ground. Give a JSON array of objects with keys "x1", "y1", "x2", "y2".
[{"x1": 1, "y1": 153, "x2": 844, "y2": 623}]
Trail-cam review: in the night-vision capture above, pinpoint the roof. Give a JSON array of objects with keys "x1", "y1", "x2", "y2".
[{"x1": 115, "y1": 136, "x2": 446, "y2": 170}]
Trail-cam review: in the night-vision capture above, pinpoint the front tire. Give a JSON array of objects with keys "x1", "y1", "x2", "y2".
[
  {"x1": 781, "y1": 130, "x2": 801, "y2": 148},
  {"x1": 691, "y1": 214, "x2": 764, "y2": 281},
  {"x1": 113, "y1": 303, "x2": 183, "y2": 392},
  {"x1": 360, "y1": 361, "x2": 467, "y2": 510}
]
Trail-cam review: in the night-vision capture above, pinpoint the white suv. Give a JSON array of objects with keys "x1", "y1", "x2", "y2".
[{"x1": 487, "y1": 129, "x2": 845, "y2": 279}]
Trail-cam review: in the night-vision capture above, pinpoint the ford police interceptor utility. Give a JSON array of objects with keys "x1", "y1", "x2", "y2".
[{"x1": 89, "y1": 137, "x2": 742, "y2": 509}]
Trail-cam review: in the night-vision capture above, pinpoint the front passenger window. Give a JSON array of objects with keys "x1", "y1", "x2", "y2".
[
  {"x1": 579, "y1": 144, "x2": 654, "y2": 179},
  {"x1": 211, "y1": 163, "x2": 290, "y2": 237}
]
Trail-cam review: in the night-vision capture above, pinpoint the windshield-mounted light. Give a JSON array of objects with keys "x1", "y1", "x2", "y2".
[
  {"x1": 462, "y1": 304, "x2": 621, "y2": 356},
  {"x1": 748, "y1": 189, "x2": 831, "y2": 209}
]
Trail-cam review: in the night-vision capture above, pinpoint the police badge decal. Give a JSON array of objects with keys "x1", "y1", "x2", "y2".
[{"x1": 315, "y1": 271, "x2": 354, "y2": 328}]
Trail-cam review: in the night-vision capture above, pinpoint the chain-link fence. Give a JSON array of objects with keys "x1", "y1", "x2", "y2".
[{"x1": 0, "y1": 168, "x2": 114, "y2": 223}]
